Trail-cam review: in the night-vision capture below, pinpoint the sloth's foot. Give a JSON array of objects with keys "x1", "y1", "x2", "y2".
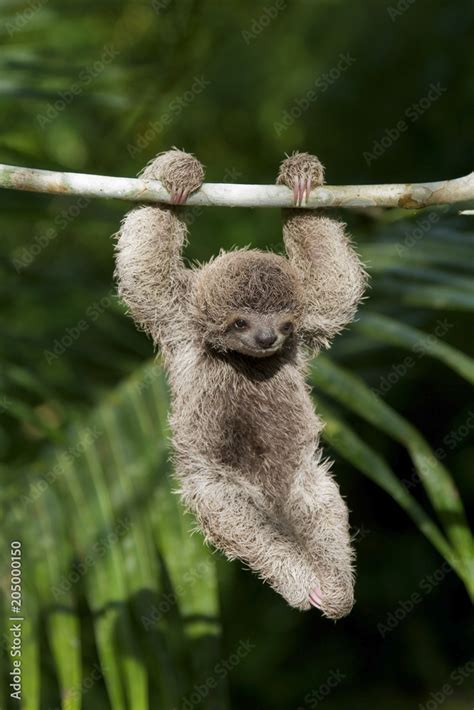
[
  {"x1": 308, "y1": 574, "x2": 354, "y2": 620},
  {"x1": 277, "y1": 151, "x2": 325, "y2": 206},
  {"x1": 141, "y1": 148, "x2": 204, "y2": 205},
  {"x1": 308, "y1": 585, "x2": 324, "y2": 611},
  {"x1": 263, "y1": 556, "x2": 324, "y2": 612}
]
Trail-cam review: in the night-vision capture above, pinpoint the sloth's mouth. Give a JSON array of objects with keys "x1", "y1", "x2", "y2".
[
  {"x1": 254, "y1": 346, "x2": 281, "y2": 357},
  {"x1": 234, "y1": 344, "x2": 282, "y2": 358}
]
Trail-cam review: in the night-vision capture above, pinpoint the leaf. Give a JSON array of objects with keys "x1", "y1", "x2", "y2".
[
  {"x1": 311, "y1": 356, "x2": 474, "y2": 596},
  {"x1": 360, "y1": 242, "x2": 474, "y2": 273},
  {"x1": 4, "y1": 361, "x2": 227, "y2": 710},
  {"x1": 354, "y1": 312, "x2": 474, "y2": 384},
  {"x1": 378, "y1": 282, "x2": 474, "y2": 311},
  {"x1": 317, "y1": 400, "x2": 460, "y2": 573},
  {"x1": 31, "y1": 490, "x2": 82, "y2": 710},
  {"x1": 366, "y1": 264, "x2": 474, "y2": 292}
]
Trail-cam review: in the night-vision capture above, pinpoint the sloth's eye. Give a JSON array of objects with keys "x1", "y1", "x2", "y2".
[
  {"x1": 233, "y1": 319, "x2": 248, "y2": 330},
  {"x1": 281, "y1": 321, "x2": 294, "y2": 334}
]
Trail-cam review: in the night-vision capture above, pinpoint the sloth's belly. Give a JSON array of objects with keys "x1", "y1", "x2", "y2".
[
  {"x1": 169, "y1": 350, "x2": 321, "y2": 484},
  {"x1": 200, "y1": 369, "x2": 320, "y2": 481},
  {"x1": 216, "y1": 389, "x2": 318, "y2": 478}
]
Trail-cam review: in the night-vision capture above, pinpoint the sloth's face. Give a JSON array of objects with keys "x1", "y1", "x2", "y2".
[{"x1": 221, "y1": 311, "x2": 295, "y2": 358}]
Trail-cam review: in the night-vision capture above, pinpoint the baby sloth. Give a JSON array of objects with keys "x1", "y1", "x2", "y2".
[{"x1": 115, "y1": 149, "x2": 367, "y2": 619}]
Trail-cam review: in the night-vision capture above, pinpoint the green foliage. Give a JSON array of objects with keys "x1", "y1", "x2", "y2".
[
  {"x1": 3, "y1": 364, "x2": 225, "y2": 710},
  {"x1": 0, "y1": 1, "x2": 473, "y2": 708},
  {"x1": 2, "y1": 216, "x2": 473, "y2": 707}
]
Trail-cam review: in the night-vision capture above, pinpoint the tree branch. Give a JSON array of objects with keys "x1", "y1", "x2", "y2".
[{"x1": 0, "y1": 163, "x2": 472, "y2": 209}]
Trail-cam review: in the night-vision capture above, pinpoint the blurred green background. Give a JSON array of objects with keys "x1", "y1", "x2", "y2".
[{"x1": 0, "y1": 1, "x2": 473, "y2": 708}]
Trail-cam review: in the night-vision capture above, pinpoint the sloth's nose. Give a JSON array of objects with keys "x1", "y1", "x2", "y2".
[{"x1": 255, "y1": 330, "x2": 277, "y2": 349}]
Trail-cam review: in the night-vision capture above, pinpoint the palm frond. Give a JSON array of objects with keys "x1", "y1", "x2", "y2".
[
  {"x1": 2, "y1": 363, "x2": 227, "y2": 710},
  {"x1": 311, "y1": 357, "x2": 474, "y2": 596}
]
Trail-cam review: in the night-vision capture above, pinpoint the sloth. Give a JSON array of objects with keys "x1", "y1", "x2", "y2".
[{"x1": 115, "y1": 149, "x2": 367, "y2": 619}]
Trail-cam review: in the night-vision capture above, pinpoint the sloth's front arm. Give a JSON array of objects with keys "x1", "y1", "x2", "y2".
[
  {"x1": 277, "y1": 153, "x2": 368, "y2": 351},
  {"x1": 114, "y1": 150, "x2": 204, "y2": 350}
]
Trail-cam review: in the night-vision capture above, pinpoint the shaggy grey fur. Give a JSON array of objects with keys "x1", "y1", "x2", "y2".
[{"x1": 115, "y1": 149, "x2": 368, "y2": 618}]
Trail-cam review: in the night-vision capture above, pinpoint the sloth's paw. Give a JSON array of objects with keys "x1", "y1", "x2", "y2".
[
  {"x1": 308, "y1": 575, "x2": 354, "y2": 620},
  {"x1": 277, "y1": 151, "x2": 325, "y2": 206},
  {"x1": 141, "y1": 148, "x2": 204, "y2": 205},
  {"x1": 308, "y1": 584, "x2": 324, "y2": 611}
]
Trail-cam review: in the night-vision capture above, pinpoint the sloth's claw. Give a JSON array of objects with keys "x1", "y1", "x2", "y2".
[
  {"x1": 293, "y1": 177, "x2": 303, "y2": 206},
  {"x1": 277, "y1": 151, "x2": 325, "y2": 206},
  {"x1": 309, "y1": 586, "x2": 324, "y2": 610},
  {"x1": 299, "y1": 177, "x2": 305, "y2": 205},
  {"x1": 170, "y1": 186, "x2": 188, "y2": 205},
  {"x1": 171, "y1": 186, "x2": 192, "y2": 205},
  {"x1": 292, "y1": 176, "x2": 313, "y2": 206},
  {"x1": 293, "y1": 181, "x2": 299, "y2": 205}
]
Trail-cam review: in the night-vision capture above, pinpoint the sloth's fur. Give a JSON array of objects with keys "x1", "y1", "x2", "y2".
[{"x1": 115, "y1": 149, "x2": 367, "y2": 618}]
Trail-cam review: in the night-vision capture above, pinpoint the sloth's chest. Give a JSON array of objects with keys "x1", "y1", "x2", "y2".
[
  {"x1": 208, "y1": 370, "x2": 319, "y2": 479},
  {"x1": 170, "y1": 348, "x2": 320, "y2": 478}
]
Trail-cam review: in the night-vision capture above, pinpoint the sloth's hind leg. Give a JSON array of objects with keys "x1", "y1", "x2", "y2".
[
  {"x1": 177, "y1": 463, "x2": 319, "y2": 610},
  {"x1": 284, "y1": 454, "x2": 355, "y2": 619}
]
